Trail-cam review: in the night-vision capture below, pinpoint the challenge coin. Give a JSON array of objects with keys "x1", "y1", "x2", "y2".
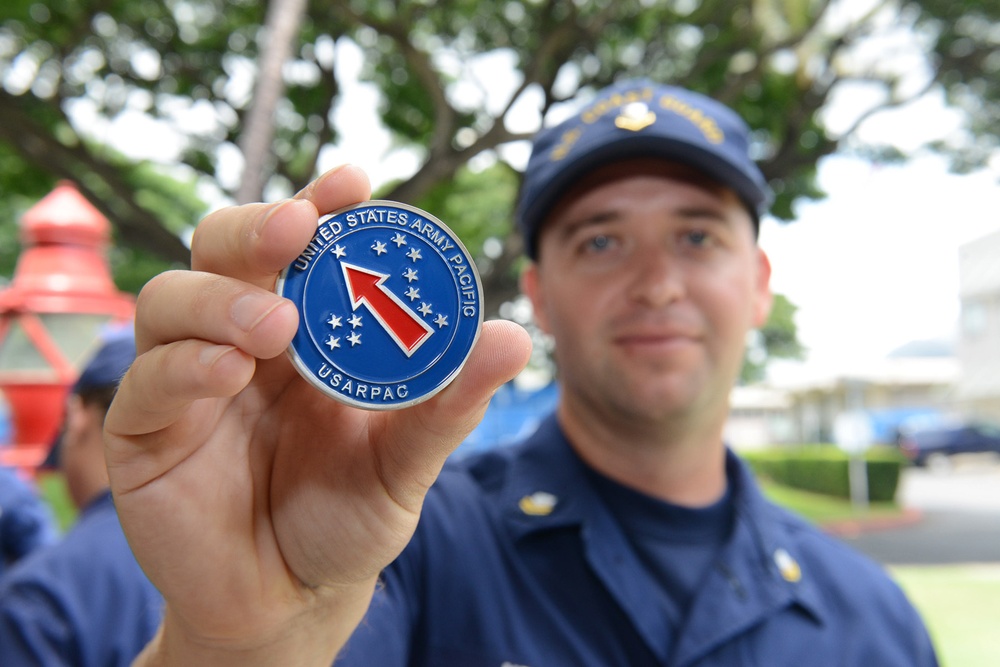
[{"x1": 276, "y1": 200, "x2": 483, "y2": 409}]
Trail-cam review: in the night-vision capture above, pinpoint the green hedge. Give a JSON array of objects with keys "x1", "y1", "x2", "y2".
[{"x1": 741, "y1": 445, "x2": 908, "y2": 503}]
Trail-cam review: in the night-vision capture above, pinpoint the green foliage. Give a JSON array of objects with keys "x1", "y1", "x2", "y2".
[
  {"x1": 741, "y1": 293, "x2": 804, "y2": 383},
  {"x1": 410, "y1": 160, "x2": 521, "y2": 315},
  {"x1": 1, "y1": 0, "x2": 998, "y2": 372},
  {"x1": 915, "y1": 0, "x2": 1000, "y2": 170},
  {"x1": 108, "y1": 245, "x2": 176, "y2": 296},
  {"x1": 411, "y1": 161, "x2": 518, "y2": 260},
  {"x1": 0, "y1": 142, "x2": 63, "y2": 279},
  {"x1": 742, "y1": 445, "x2": 909, "y2": 503}
]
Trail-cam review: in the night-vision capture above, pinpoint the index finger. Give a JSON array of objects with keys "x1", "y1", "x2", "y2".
[{"x1": 191, "y1": 165, "x2": 372, "y2": 288}]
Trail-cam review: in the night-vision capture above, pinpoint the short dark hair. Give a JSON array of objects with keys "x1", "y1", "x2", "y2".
[{"x1": 76, "y1": 384, "x2": 120, "y2": 414}]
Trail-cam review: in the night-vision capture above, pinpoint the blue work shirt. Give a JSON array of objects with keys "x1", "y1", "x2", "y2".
[
  {"x1": 339, "y1": 415, "x2": 938, "y2": 666},
  {"x1": 0, "y1": 467, "x2": 58, "y2": 578},
  {"x1": 0, "y1": 490, "x2": 162, "y2": 666}
]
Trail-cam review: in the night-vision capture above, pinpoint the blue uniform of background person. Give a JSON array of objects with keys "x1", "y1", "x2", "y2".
[
  {"x1": 0, "y1": 327, "x2": 163, "y2": 666},
  {"x1": 0, "y1": 466, "x2": 58, "y2": 578},
  {"x1": 337, "y1": 79, "x2": 939, "y2": 666}
]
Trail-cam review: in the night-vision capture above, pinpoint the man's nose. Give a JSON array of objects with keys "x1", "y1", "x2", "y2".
[{"x1": 625, "y1": 245, "x2": 685, "y2": 307}]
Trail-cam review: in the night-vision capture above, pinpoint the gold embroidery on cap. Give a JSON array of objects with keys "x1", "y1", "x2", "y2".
[
  {"x1": 551, "y1": 127, "x2": 582, "y2": 161},
  {"x1": 581, "y1": 88, "x2": 654, "y2": 124},
  {"x1": 615, "y1": 102, "x2": 656, "y2": 132},
  {"x1": 658, "y1": 94, "x2": 724, "y2": 143}
]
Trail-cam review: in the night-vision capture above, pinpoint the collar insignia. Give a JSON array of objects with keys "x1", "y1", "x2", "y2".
[
  {"x1": 519, "y1": 491, "x2": 558, "y2": 516},
  {"x1": 774, "y1": 548, "x2": 802, "y2": 583}
]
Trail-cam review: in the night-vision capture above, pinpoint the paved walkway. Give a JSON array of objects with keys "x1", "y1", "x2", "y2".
[{"x1": 834, "y1": 457, "x2": 1000, "y2": 565}]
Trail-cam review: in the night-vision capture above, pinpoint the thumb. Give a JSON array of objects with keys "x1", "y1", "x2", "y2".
[{"x1": 376, "y1": 319, "x2": 532, "y2": 503}]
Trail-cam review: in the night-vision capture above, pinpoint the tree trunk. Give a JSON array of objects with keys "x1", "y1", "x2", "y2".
[{"x1": 235, "y1": 0, "x2": 309, "y2": 204}]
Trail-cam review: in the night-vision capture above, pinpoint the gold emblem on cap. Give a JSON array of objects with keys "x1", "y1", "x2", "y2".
[
  {"x1": 519, "y1": 491, "x2": 558, "y2": 516},
  {"x1": 615, "y1": 102, "x2": 656, "y2": 132},
  {"x1": 774, "y1": 548, "x2": 802, "y2": 583}
]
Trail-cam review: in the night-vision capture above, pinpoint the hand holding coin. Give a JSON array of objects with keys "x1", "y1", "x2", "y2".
[{"x1": 104, "y1": 166, "x2": 531, "y2": 666}]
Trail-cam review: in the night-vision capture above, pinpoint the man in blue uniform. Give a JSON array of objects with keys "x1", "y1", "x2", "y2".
[
  {"x1": 105, "y1": 80, "x2": 937, "y2": 666},
  {"x1": 0, "y1": 327, "x2": 163, "y2": 666}
]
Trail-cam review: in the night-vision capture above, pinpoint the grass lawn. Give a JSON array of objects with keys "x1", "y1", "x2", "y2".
[
  {"x1": 36, "y1": 471, "x2": 77, "y2": 532},
  {"x1": 758, "y1": 478, "x2": 903, "y2": 525},
  {"x1": 760, "y1": 480, "x2": 1000, "y2": 667},
  {"x1": 892, "y1": 564, "x2": 1000, "y2": 667}
]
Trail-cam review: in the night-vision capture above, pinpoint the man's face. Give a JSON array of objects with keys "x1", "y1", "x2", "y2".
[{"x1": 521, "y1": 158, "x2": 772, "y2": 428}]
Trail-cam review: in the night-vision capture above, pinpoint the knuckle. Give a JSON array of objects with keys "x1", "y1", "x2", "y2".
[{"x1": 136, "y1": 270, "x2": 185, "y2": 315}]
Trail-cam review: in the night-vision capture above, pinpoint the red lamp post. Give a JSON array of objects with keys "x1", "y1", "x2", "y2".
[{"x1": 0, "y1": 181, "x2": 134, "y2": 473}]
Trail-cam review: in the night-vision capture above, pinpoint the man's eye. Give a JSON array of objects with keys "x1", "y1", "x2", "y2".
[
  {"x1": 684, "y1": 230, "x2": 711, "y2": 246},
  {"x1": 586, "y1": 235, "x2": 615, "y2": 252}
]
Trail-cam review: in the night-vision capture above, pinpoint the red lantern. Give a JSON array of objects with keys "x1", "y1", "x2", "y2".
[{"x1": 0, "y1": 182, "x2": 134, "y2": 474}]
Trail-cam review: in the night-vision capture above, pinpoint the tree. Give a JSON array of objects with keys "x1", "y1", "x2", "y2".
[
  {"x1": 1, "y1": 0, "x2": 997, "y2": 323},
  {"x1": 742, "y1": 294, "x2": 805, "y2": 384}
]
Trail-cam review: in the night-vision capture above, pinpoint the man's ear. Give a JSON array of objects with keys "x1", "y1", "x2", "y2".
[
  {"x1": 519, "y1": 262, "x2": 551, "y2": 334},
  {"x1": 62, "y1": 395, "x2": 87, "y2": 448},
  {"x1": 753, "y1": 247, "x2": 773, "y2": 328},
  {"x1": 65, "y1": 395, "x2": 103, "y2": 448}
]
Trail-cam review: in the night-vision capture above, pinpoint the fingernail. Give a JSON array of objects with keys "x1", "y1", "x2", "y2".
[
  {"x1": 252, "y1": 200, "x2": 282, "y2": 239},
  {"x1": 199, "y1": 344, "x2": 236, "y2": 367},
  {"x1": 252, "y1": 199, "x2": 309, "y2": 238},
  {"x1": 231, "y1": 293, "x2": 279, "y2": 333},
  {"x1": 298, "y1": 164, "x2": 350, "y2": 199}
]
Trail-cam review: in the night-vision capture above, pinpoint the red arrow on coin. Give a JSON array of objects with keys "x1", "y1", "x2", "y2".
[{"x1": 341, "y1": 263, "x2": 434, "y2": 355}]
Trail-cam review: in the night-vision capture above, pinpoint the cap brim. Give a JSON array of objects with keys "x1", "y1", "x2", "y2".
[{"x1": 521, "y1": 135, "x2": 767, "y2": 256}]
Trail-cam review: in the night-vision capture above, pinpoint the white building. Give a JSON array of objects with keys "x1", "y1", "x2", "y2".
[
  {"x1": 957, "y1": 228, "x2": 1000, "y2": 421},
  {"x1": 727, "y1": 347, "x2": 959, "y2": 448}
]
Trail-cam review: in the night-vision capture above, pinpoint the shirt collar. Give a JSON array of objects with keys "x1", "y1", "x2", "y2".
[
  {"x1": 499, "y1": 414, "x2": 595, "y2": 538},
  {"x1": 497, "y1": 413, "x2": 825, "y2": 623}
]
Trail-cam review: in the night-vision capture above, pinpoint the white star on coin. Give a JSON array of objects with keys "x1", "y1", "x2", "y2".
[
  {"x1": 391, "y1": 233, "x2": 407, "y2": 247},
  {"x1": 434, "y1": 314, "x2": 449, "y2": 328},
  {"x1": 325, "y1": 335, "x2": 341, "y2": 350},
  {"x1": 332, "y1": 244, "x2": 347, "y2": 258},
  {"x1": 405, "y1": 286, "x2": 420, "y2": 301},
  {"x1": 372, "y1": 240, "x2": 388, "y2": 255},
  {"x1": 327, "y1": 314, "x2": 342, "y2": 329},
  {"x1": 406, "y1": 248, "x2": 422, "y2": 262},
  {"x1": 418, "y1": 303, "x2": 432, "y2": 316},
  {"x1": 347, "y1": 331, "x2": 362, "y2": 346},
  {"x1": 403, "y1": 268, "x2": 419, "y2": 282},
  {"x1": 349, "y1": 314, "x2": 363, "y2": 328}
]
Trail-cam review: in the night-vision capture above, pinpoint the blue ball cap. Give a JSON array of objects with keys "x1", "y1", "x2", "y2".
[
  {"x1": 44, "y1": 325, "x2": 135, "y2": 468},
  {"x1": 73, "y1": 324, "x2": 136, "y2": 393},
  {"x1": 515, "y1": 79, "x2": 773, "y2": 258}
]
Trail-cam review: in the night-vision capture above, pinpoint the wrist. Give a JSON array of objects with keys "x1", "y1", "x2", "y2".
[{"x1": 133, "y1": 579, "x2": 377, "y2": 667}]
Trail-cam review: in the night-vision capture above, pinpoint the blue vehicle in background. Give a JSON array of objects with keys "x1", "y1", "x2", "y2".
[{"x1": 896, "y1": 416, "x2": 1000, "y2": 467}]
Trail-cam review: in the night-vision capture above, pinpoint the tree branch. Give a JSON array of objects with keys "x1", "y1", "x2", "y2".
[{"x1": 0, "y1": 92, "x2": 191, "y2": 265}]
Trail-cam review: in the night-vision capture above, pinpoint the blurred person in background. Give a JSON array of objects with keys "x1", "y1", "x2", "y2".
[
  {"x1": 0, "y1": 326, "x2": 162, "y2": 667},
  {"x1": 0, "y1": 464, "x2": 58, "y2": 579}
]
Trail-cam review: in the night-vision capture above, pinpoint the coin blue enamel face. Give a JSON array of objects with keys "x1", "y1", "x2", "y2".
[{"x1": 276, "y1": 200, "x2": 483, "y2": 410}]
